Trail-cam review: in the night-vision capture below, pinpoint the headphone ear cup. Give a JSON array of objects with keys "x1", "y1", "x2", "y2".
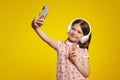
[
  {"x1": 80, "y1": 35, "x2": 89, "y2": 43},
  {"x1": 67, "y1": 26, "x2": 71, "y2": 32}
]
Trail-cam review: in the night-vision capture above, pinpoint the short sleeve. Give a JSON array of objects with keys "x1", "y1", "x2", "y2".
[
  {"x1": 56, "y1": 40, "x2": 62, "y2": 52},
  {"x1": 82, "y1": 48, "x2": 89, "y2": 58}
]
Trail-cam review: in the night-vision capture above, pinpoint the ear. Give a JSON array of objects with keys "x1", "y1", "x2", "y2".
[{"x1": 67, "y1": 30, "x2": 70, "y2": 34}]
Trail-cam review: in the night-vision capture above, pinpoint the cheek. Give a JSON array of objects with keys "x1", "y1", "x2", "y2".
[
  {"x1": 68, "y1": 31, "x2": 72, "y2": 35},
  {"x1": 78, "y1": 34, "x2": 83, "y2": 39},
  {"x1": 77, "y1": 37, "x2": 81, "y2": 41}
]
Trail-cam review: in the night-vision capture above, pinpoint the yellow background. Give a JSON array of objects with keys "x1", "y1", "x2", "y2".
[{"x1": 0, "y1": 0, "x2": 120, "y2": 80}]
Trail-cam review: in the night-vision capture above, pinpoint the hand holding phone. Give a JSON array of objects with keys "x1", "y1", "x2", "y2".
[{"x1": 32, "y1": 6, "x2": 49, "y2": 28}]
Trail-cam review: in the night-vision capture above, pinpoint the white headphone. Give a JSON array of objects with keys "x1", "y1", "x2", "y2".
[{"x1": 67, "y1": 18, "x2": 91, "y2": 44}]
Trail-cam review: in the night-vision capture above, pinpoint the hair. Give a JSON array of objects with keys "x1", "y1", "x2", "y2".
[{"x1": 71, "y1": 19, "x2": 92, "y2": 49}]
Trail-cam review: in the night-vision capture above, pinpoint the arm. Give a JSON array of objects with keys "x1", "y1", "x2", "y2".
[
  {"x1": 69, "y1": 47, "x2": 90, "y2": 77},
  {"x1": 32, "y1": 16, "x2": 58, "y2": 50},
  {"x1": 74, "y1": 57, "x2": 90, "y2": 77}
]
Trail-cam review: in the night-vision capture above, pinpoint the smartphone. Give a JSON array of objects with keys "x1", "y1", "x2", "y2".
[{"x1": 39, "y1": 6, "x2": 50, "y2": 19}]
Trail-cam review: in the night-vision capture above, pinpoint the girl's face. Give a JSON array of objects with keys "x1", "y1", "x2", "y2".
[{"x1": 68, "y1": 23, "x2": 84, "y2": 43}]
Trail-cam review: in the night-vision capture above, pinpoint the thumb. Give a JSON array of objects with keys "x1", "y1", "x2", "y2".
[{"x1": 72, "y1": 45, "x2": 76, "y2": 51}]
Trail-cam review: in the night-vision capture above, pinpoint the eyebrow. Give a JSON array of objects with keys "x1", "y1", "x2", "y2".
[{"x1": 72, "y1": 27, "x2": 82, "y2": 32}]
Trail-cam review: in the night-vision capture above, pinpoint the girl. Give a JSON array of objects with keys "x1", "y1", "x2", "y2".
[{"x1": 32, "y1": 16, "x2": 91, "y2": 80}]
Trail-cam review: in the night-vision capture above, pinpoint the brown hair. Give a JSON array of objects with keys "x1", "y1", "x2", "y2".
[{"x1": 71, "y1": 19, "x2": 92, "y2": 49}]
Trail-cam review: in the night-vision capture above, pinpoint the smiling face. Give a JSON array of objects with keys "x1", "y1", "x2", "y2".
[{"x1": 68, "y1": 23, "x2": 84, "y2": 44}]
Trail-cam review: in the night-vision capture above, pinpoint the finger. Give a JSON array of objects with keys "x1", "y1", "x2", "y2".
[
  {"x1": 72, "y1": 45, "x2": 76, "y2": 51},
  {"x1": 35, "y1": 19, "x2": 44, "y2": 24},
  {"x1": 36, "y1": 16, "x2": 45, "y2": 21},
  {"x1": 69, "y1": 51, "x2": 73, "y2": 56},
  {"x1": 70, "y1": 50, "x2": 76, "y2": 54},
  {"x1": 70, "y1": 52, "x2": 75, "y2": 58},
  {"x1": 35, "y1": 16, "x2": 39, "y2": 20},
  {"x1": 38, "y1": 21, "x2": 44, "y2": 24},
  {"x1": 71, "y1": 52, "x2": 75, "y2": 55},
  {"x1": 70, "y1": 55, "x2": 76, "y2": 59},
  {"x1": 72, "y1": 54, "x2": 77, "y2": 58},
  {"x1": 34, "y1": 20, "x2": 41, "y2": 26},
  {"x1": 69, "y1": 51, "x2": 74, "y2": 56},
  {"x1": 38, "y1": 15, "x2": 45, "y2": 19},
  {"x1": 72, "y1": 52, "x2": 77, "y2": 57},
  {"x1": 35, "y1": 16, "x2": 44, "y2": 21},
  {"x1": 72, "y1": 54, "x2": 76, "y2": 57},
  {"x1": 34, "y1": 22, "x2": 39, "y2": 27},
  {"x1": 69, "y1": 48, "x2": 73, "y2": 53},
  {"x1": 71, "y1": 52, "x2": 77, "y2": 56},
  {"x1": 71, "y1": 52, "x2": 75, "y2": 56},
  {"x1": 36, "y1": 19, "x2": 45, "y2": 22},
  {"x1": 35, "y1": 21, "x2": 44, "y2": 26}
]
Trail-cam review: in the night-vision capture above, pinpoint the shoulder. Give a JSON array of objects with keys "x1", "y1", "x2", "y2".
[
  {"x1": 57, "y1": 40, "x2": 66, "y2": 47},
  {"x1": 77, "y1": 47, "x2": 87, "y2": 52},
  {"x1": 56, "y1": 40, "x2": 66, "y2": 50}
]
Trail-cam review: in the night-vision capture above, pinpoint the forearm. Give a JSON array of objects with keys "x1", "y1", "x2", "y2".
[
  {"x1": 74, "y1": 61, "x2": 90, "y2": 77},
  {"x1": 32, "y1": 27, "x2": 58, "y2": 49},
  {"x1": 34, "y1": 27, "x2": 50, "y2": 43}
]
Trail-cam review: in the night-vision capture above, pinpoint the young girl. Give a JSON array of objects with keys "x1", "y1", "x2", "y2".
[{"x1": 32, "y1": 16, "x2": 91, "y2": 80}]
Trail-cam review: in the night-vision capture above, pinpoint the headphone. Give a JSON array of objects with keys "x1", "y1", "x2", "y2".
[{"x1": 67, "y1": 18, "x2": 91, "y2": 44}]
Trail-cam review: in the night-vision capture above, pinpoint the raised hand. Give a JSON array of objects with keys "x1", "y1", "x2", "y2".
[
  {"x1": 69, "y1": 45, "x2": 78, "y2": 63},
  {"x1": 32, "y1": 15, "x2": 45, "y2": 29}
]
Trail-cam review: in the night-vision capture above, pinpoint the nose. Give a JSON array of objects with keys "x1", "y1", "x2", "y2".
[{"x1": 73, "y1": 31, "x2": 77, "y2": 35}]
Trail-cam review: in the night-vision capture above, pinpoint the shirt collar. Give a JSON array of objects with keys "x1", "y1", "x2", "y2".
[{"x1": 65, "y1": 40, "x2": 80, "y2": 48}]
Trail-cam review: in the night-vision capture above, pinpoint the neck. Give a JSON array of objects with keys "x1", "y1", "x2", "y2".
[{"x1": 66, "y1": 39, "x2": 78, "y2": 46}]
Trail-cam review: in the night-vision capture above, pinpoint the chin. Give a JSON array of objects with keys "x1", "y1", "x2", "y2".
[{"x1": 68, "y1": 38, "x2": 77, "y2": 43}]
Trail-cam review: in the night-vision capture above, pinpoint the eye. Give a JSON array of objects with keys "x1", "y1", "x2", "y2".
[
  {"x1": 78, "y1": 31, "x2": 82, "y2": 34},
  {"x1": 71, "y1": 27, "x2": 75, "y2": 30}
]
